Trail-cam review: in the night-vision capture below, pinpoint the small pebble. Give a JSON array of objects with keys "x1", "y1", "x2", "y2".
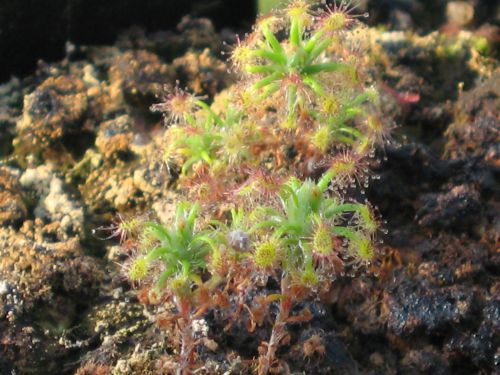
[
  {"x1": 0, "y1": 280, "x2": 11, "y2": 295},
  {"x1": 370, "y1": 352, "x2": 384, "y2": 367},
  {"x1": 446, "y1": 1, "x2": 474, "y2": 26}
]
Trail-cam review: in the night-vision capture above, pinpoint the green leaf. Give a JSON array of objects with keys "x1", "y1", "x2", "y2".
[
  {"x1": 252, "y1": 72, "x2": 284, "y2": 90},
  {"x1": 262, "y1": 25, "x2": 284, "y2": 55},
  {"x1": 302, "y1": 62, "x2": 347, "y2": 75},
  {"x1": 290, "y1": 17, "x2": 301, "y2": 47}
]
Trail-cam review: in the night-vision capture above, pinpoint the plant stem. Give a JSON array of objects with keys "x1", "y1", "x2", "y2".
[
  {"x1": 176, "y1": 299, "x2": 196, "y2": 375},
  {"x1": 258, "y1": 282, "x2": 292, "y2": 375}
]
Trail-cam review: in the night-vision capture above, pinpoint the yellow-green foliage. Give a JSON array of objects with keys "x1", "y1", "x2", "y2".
[{"x1": 118, "y1": 2, "x2": 387, "y2": 373}]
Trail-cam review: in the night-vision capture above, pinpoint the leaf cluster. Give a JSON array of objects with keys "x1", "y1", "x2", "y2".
[{"x1": 119, "y1": 1, "x2": 389, "y2": 373}]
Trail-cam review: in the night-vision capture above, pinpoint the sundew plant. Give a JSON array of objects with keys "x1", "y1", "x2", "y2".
[{"x1": 118, "y1": 1, "x2": 389, "y2": 373}]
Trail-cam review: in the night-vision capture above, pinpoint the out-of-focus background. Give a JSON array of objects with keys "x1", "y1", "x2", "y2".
[
  {"x1": 0, "y1": 0, "x2": 256, "y2": 82},
  {"x1": 1, "y1": 0, "x2": 498, "y2": 82}
]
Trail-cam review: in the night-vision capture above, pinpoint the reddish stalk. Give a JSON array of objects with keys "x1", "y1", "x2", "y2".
[
  {"x1": 257, "y1": 282, "x2": 292, "y2": 375},
  {"x1": 176, "y1": 298, "x2": 196, "y2": 375}
]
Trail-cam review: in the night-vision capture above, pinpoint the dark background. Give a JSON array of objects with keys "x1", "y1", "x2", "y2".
[
  {"x1": 0, "y1": 0, "x2": 498, "y2": 83},
  {"x1": 0, "y1": 0, "x2": 256, "y2": 83}
]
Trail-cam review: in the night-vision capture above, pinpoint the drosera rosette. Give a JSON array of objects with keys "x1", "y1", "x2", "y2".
[
  {"x1": 151, "y1": 82, "x2": 208, "y2": 126},
  {"x1": 253, "y1": 236, "x2": 283, "y2": 269},
  {"x1": 248, "y1": 175, "x2": 379, "y2": 283},
  {"x1": 242, "y1": 172, "x2": 382, "y2": 373},
  {"x1": 163, "y1": 121, "x2": 222, "y2": 175},
  {"x1": 123, "y1": 202, "x2": 225, "y2": 373},
  {"x1": 314, "y1": 0, "x2": 369, "y2": 35},
  {"x1": 92, "y1": 212, "x2": 146, "y2": 245},
  {"x1": 307, "y1": 85, "x2": 383, "y2": 158},
  {"x1": 360, "y1": 113, "x2": 397, "y2": 151},
  {"x1": 177, "y1": 165, "x2": 238, "y2": 209},
  {"x1": 232, "y1": 167, "x2": 288, "y2": 208},
  {"x1": 154, "y1": 85, "x2": 263, "y2": 179},
  {"x1": 315, "y1": 148, "x2": 372, "y2": 192},
  {"x1": 123, "y1": 204, "x2": 202, "y2": 289},
  {"x1": 309, "y1": 214, "x2": 345, "y2": 276},
  {"x1": 231, "y1": 0, "x2": 371, "y2": 122}
]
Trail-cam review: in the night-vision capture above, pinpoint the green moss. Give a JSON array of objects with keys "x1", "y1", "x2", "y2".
[
  {"x1": 258, "y1": 0, "x2": 283, "y2": 14},
  {"x1": 473, "y1": 36, "x2": 490, "y2": 55}
]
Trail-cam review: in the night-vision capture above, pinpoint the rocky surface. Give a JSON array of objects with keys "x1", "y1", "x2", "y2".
[{"x1": 0, "y1": 5, "x2": 498, "y2": 375}]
